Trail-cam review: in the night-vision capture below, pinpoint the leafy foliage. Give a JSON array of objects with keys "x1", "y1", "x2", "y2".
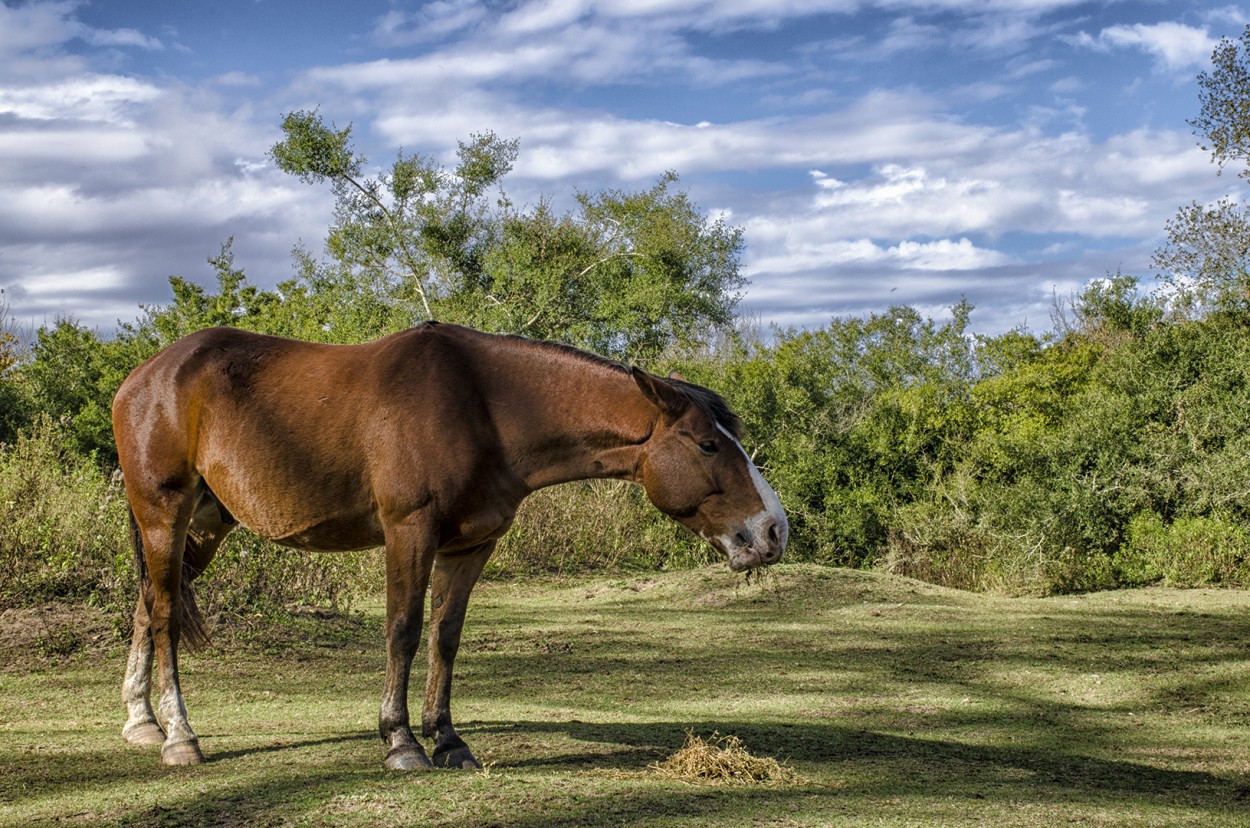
[
  {"x1": 0, "y1": 298, "x2": 27, "y2": 445},
  {"x1": 271, "y1": 110, "x2": 744, "y2": 361},
  {"x1": 1155, "y1": 26, "x2": 1250, "y2": 314}
]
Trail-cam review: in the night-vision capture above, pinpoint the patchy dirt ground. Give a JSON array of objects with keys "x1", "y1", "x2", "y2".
[{"x1": 0, "y1": 602, "x2": 117, "y2": 667}]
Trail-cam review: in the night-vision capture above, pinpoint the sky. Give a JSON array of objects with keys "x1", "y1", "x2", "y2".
[{"x1": 1, "y1": 0, "x2": 1248, "y2": 339}]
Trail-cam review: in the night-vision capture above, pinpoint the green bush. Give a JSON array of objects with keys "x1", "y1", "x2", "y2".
[
  {"x1": 15, "y1": 267, "x2": 1250, "y2": 605},
  {"x1": 194, "y1": 534, "x2": 382, "y2": 622},
  {"x1": 0, "y1": 416, "x2": 132, "y2": 610},
  {"x1": 1115, "y1": 512, "x2": 1250, "y2": 587},
  {"x1": 490, "y1": 480, "x2": 709, "y2": 576}
]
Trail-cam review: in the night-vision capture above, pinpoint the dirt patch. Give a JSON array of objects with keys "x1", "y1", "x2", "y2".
[{"x1": 0, "y1": 602, "x2": 116, "y2": 667}]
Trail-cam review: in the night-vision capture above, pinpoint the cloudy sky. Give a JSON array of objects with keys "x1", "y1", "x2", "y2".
[{"x1": 1, "y1": 0, "x2": 1247, "y2": 337}]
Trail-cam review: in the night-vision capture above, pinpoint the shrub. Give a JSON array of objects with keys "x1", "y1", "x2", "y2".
[
  {"x1": 1115, "y1": 512, "x2": 1250, "y2": 588},
  {"x1": 0, "y1": 416, "x2": 131, "y2": 611},
  {"x1": 489, "y1": 480, "x2": 708, "y2": 576}
]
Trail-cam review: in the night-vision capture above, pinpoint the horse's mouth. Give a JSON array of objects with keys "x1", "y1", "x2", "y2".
[
  {"x1": 702, "y1": 525, "x2": 785, "y2": 572},
  {"x1": 726, "y1": 544, "x2": 781, "y2": 572}
]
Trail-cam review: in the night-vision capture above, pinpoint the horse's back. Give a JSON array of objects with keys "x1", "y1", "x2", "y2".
[{"x1": 112, "y1": 324, "x2": 501, "y2": 548}]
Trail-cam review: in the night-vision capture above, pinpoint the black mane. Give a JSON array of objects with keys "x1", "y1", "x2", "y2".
[{"x1": 668, "y1": 377, "x2": 744, "y2": 440}]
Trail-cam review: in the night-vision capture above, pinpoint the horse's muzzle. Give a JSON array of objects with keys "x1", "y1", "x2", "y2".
[{"x1": 725, "y1": 512, "x2": 788, "y2": 572}]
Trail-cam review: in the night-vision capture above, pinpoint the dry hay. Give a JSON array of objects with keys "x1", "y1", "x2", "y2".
[{"x1": 650, "y1": 730, "x2": 805, "y2": 785}]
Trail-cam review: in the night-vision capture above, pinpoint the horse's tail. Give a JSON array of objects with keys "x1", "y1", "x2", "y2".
[
  {"x1": 128, "y1": 505, "x2": 147, "y2": 587},
  {"x1": 128, "y1": 507, "x2": 210, "y2": 653}
]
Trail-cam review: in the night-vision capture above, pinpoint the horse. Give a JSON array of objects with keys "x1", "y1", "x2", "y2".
[{"x1": 112, "y1": 322, "x2": 788, "y2": 769}]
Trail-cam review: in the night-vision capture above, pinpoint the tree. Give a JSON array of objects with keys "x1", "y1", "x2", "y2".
[
  {"x1": 270, "y1": 110, "x2": 745, "y2": 361},
  {"x1": 16, "y1": 320, "x2": 120, "y2": 460},
  {"x1": 127, "y1": 239, "x2": 281, "y2": 346},
  {"x1": 0, "y1": 312, "x2": 16, "y2": 377},
  {"x1": 1154, "y1": 26, "x2": 1250, "y2": 313},
  {"x1": 443, "y1": 172, "x2": 745, "y2": 359},
  {"x1": 271, "y1": 110, "x2": 517, "y2": 321}
]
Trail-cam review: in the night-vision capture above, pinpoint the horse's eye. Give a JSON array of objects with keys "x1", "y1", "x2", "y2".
[{"x1": 698, "y1": 440, "x2": 719, "y2": 455}]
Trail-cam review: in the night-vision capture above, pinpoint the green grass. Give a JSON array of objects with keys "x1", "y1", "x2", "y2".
[{"x1": 3, "y1": 564, "x2": 1250, "y2": 826}]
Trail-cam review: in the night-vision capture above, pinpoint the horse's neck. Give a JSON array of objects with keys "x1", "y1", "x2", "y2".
[{"x1": 486, "y1": 347, "x2": 655, "y2": 492}]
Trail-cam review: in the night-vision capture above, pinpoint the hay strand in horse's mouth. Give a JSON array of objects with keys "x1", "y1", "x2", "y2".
[
  {"x1": 743, "y1": 565, "x2": 773, "y2": 587},
  {"x1": 649, "y1": 730, "x2": 804, "y2": 785}
]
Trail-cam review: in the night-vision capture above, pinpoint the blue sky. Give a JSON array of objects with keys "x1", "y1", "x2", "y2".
[{"x1": 1, "y1": 0, "x2": 1247, "y2": 337}]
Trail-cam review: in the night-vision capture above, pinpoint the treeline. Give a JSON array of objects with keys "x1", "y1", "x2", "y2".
[
  {"x1": 682, "y1": 280, "x2": 1250, "y2": 592},
  {"x1": 4, "y1": 268, "x2": 1250, "y2": 613},
  {"x1": 9, "y1": 39, "x2": 1250, "y2": 618}
]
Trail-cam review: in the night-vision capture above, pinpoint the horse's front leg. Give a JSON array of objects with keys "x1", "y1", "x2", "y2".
[
  {"x1": 380, "y1": 522, "x2": 437, "y2": 770},
  {"x1": 423, "y1": 542, "x2": 493, "y2": 770}
]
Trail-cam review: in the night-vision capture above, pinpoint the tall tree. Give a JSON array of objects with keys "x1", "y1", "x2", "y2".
[
  {"x1": 1154, "y1": 26, "x2": 1250, "y2": 313},
  {"x1": 270, "y1": 110, "x2": 745, "y2": 360},
  {"x1": 271, "y1": 109, "x2": 520, "y2": 321}
]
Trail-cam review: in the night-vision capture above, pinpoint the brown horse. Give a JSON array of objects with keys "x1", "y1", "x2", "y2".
[{"x1": 113, "y1": 322, "x2": 787, "y2": 769}]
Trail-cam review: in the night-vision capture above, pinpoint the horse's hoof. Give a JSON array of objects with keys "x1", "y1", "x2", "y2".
[
  {"x1": 385, "y1": 745, "x2": 433, "y2": 771},
  {"x1": 161, "y1": 740, "x2": 206, "y2": 766},
  {"x1": 432, "y1": 744, "x2": 481, "y2": 770},
  {"x1": 122, "y1": 721, "x2": 167, "y2": 746}
]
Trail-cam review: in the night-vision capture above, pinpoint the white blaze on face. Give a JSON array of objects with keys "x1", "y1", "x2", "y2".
[{"x1": 716, "y1": 424, "x2": 789, "y2": 568}]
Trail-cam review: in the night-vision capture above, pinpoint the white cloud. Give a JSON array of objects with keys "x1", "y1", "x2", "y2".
[
  {"x1": 744, "y1": 232, "x2": 1011, "y2": 275},
  {"x1": 371, "y1": 2, "x2": 489, "y2": 46},
  {"x1": 0, "y1": 74, "x2": 162, "y2": 122},
  {"x1": 894, "y1": 238, "x2": 1011, "y2": 270},
  {"x1": 310, "y1": 16, "x2": 785, "y2": 95},
  {"x1": 0, "y1": 1, "x2": 164, "y2": 67},
  {"x1": 0, "y1": 0, "x2": 80, "y2": 56},
  {"x1": 1204, "y1": 6, "x2": 1249, "y2": 27},
  {"x1": 86, "y1": 27, "x2": 163, "y2": 50},
  {"x1": 1074, "y1": 21, "x2": 1219, "y2": 71},
  {"x1": 0, "y1": 129, "x2": 149, "y2": 163},
  {"x1": 18, "y1": 265, "x2": 125, "y2": 296}
]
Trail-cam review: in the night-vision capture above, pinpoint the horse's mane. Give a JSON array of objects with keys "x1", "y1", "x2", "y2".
[
  {"x1": 499, "y1": 331, "x2": 745, "y2": 440},
  {"x1": 667, "y1": 377, "x2": 744, "y2": 440}
]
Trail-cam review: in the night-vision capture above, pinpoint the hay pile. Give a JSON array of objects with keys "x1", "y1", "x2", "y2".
[{"x1": 650, "y1": 731, "x2": 804, "y2": 785}]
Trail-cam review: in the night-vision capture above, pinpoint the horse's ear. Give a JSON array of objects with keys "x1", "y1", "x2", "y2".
[
  {"x1": 668, "y1": 371, "x2": 686, "y2": 382},
  {"x1": 632, "y1": 367, "x2": 686, "y2": 418}
]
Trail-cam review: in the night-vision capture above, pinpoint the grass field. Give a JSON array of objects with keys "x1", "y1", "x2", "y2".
[{"x1": 3, "y1": 563, "x2": 1250, "y2": 827}]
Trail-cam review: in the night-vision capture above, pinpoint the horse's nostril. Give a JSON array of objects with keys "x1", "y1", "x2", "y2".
[
  {"x1": 734, "y1": 531, "x2": 750, "y2": 547},
  {"x1": 767, "y1": 522, "x2": 778, "y2": 544}
]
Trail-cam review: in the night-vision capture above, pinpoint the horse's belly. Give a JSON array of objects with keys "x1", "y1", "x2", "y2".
[
  {"x1": 227, "y1": 501, "x2": 384, "y2": 552},
  {"x1": 438, "y1": 509, "x2": 516, "y2": 553},
  {"x1": 267, "y1": 512, "x2": 386, "y2": 552},
  {"x1": 202, "y1": 467, "x2": 383, "y2": 552}
]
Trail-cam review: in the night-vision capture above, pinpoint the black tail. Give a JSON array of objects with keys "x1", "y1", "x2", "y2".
[{"x1": 128, "y1": 507, "x2": 211, "y2": 653}]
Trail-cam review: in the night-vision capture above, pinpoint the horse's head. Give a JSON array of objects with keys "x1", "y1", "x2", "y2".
[{"x1": 631, "y1": 368, "x2": 788, "y2": 572}]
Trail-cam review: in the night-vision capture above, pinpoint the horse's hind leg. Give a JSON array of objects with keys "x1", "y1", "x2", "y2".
[
  {"x1": 123, "y1": 485, "x2": 233, "y2": 764},
  {"x1": 121, "y1": 592, "x2": 165, "y2": 745},
  {"x1": 423, "y1": 542, "x2": 493, "y2": 770}
]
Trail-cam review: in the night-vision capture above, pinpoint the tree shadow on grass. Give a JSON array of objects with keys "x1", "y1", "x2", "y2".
[
  {"x1": 7, "y1": 718, "x2": 1248, "y2": 828},
  {"x1": 468, "y1": 718, "x2": 1248, "y2": 813},
  {"x1": 208, "y1": 732, "x2": 373, "y2": 762}
]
